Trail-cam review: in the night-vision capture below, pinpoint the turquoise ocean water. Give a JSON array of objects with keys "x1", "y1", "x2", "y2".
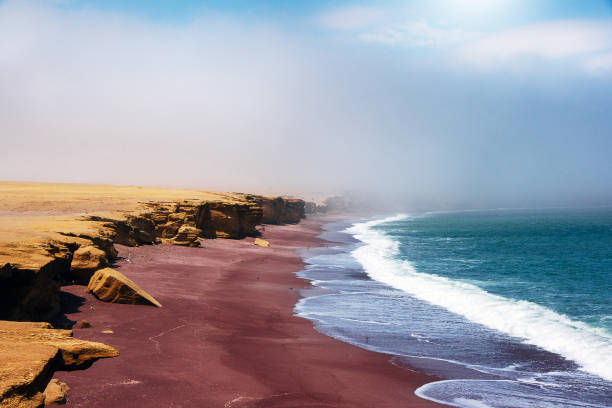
[
  {"x1": 388, "y1": 208, "x2": 611, "y2": 334},
  {"x1": 296, "y1": 208, "x2": 612, "y2": 407}
]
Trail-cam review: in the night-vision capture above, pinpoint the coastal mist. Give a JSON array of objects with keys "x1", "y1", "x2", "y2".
[{"x1": 296, "y1": 209, "x2": 612, "y2": 408}]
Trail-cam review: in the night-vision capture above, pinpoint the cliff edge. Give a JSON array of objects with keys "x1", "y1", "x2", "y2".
[
  {"x1": 0, "y1": 321, "x2": 118, "y2": 408},
  {"x1": 0, "y1": 182, "x2": 306, "y2": 322},
  {"x1": 0, "y1": 181, "x2": 307, "y2": 407}
]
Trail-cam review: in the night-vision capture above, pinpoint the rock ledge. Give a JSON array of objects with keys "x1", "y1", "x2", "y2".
[{"x1": 0, "y1": 320, "x2": 118, "y2": 408}]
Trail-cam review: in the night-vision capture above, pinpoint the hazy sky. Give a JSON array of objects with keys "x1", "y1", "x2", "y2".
[{"x1": 1, "y1": 0, "x2": 611, "y2": 209}]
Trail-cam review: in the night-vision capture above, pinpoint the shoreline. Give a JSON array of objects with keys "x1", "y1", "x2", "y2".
[
  {"x1": 312, "y1": 212, "x2": 612, "y2": 408},
  {"x1": 51, "y1": 216, "x2": 445, "y2": 407}
]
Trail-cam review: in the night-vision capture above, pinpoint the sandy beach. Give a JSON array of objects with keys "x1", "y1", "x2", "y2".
[{"x1": 50, "y1": 218, "x2": 444, "y2": 407}]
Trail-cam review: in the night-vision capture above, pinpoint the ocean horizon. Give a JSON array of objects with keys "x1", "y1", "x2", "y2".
[{"x1": 297, "y1": 207, "x2": 612, "y2": 408}]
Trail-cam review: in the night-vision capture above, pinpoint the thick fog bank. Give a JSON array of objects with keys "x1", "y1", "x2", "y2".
[{"x1": 1, "y1": 1, "x2": 610, "y2": 211}]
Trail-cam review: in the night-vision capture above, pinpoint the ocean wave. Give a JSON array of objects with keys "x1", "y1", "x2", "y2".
[
  {"x1": 345, "y1": 215, "x2": 612, "y2": 381},
  {"x1": 415, "y1": 378, "x2": 610, "y2": 408}
]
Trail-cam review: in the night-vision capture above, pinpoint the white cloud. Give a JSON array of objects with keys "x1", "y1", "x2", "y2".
[
  {"x1": 585, "y1": 52, "x2": 612, "y2": 75},
  {"x1": 361, "y1": 21, "x2": 480, "y2": 48},
  {"x1": 458, "y1": 20, "x2": 612, "y2": 66},
  {"x1": 320, "y1": 5, "x2": 612, "y2": 76},
  {"x1": 318, "y1": 5, "x2": 480, "y2": 48},
  {"x1": 317, "y1": 5, "x2": 385, "y2": 30}
]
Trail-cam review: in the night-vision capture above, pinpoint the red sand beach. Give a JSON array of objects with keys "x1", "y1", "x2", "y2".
[{"x1": 52, "y1": 218, "x2": 444, "y2": 407}]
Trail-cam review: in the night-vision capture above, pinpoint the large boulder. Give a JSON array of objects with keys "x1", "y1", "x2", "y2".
[
  {"x1": 0, "y1": 321, "x2": 117, "y2": 408},
  {"x1": 88, "y1": 268, "x2": 161, "y2": 307},
  {"x1": 42, "y1": 379, "x2": 69, "y2": 405},
  {"x1": 170, "y1": 225, "x2": 201, "y2": 247},
  {"x1": 69, "y1": 246, "x2": 108, "y2": 285}
]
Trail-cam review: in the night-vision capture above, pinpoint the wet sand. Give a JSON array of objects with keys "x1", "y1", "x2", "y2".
[{"x1": 52, "y1": 218, "x2": 444, "y2": 407}]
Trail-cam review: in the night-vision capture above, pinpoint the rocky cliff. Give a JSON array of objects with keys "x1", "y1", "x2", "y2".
[
  {"x1": 0, "y1": 199, "x2": 262, "y2": 321},
  {"x1": 0, "y1": 234, "x2": 108, "y2": 322},
  {"x1": 88, "y1": 199, "x2": 263, "y2": 247},
  {"x1": 0, "y1": 184, "x2": 306, "y2": 322},
  {"x1": 240, "y1": 195, "x2": 305, "y2": 224},
  {"x1": 0, "y1": 182, "x2": 306, "y2": 408},
  {"x1": 0, "y1": 321, "x2": 117, "y2": 408}
]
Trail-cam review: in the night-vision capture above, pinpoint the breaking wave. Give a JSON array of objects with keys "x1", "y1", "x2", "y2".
[{"x1": 346, "y1": 215, "x2": 612, "y2": 381}]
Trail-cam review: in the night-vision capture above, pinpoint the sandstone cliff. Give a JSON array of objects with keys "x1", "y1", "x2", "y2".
[
  {"x1": 0, "y1": 182, "x2": 308, "y2": 408},
  {"x1": 0, "y1": 321, "x2": 117, "y2": 408},
  {"x1": 0, "y1": 183, "x2": 305, "y2": 322},
  {"x1": 0, "y1": 199, "x2": 261, "y2": 321},
  {"x1": 240, "y1": 195, "x2": 305, "y2": 224}
]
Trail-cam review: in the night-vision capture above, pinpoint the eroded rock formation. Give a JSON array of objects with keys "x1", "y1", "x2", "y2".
[
  {"x1": 0, "y1": 231, "x2": 119, "y2": 321},
  {"x1": 1, "y1": 191, "x2": 303, "y2": 322},
  {"x1": 197, "y1": 201, "x2": 263, "y2": 238},
  {"x1": 0, "y1": 199, "x2": 261, "y2": 321},
  {"x1": 69, "y1": 245, "x2": 108, "y2": 285},
  {"x1": 240, "y1": 195, "x2": 305, "y2": 224},
  {"x1": 0, "y1": 182, "x2": 305, "y2": 407},
  {"x1": 110, "y1": 199, "x2": 264, "y2": 244},
  {"x1": 88, "y1": 268, "x2": 162, "y2": 307},
  {"x1": 0, "y1": 321, "x2": 117, "y2": 408},
  {"x1": 0, "y1": 258, "x2": 67, "y2": 322}
]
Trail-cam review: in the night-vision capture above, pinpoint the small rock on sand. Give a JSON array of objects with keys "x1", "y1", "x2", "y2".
[
  {"x1": 254, "y1": 238, "x2": 270, "y2": 247},
  {"x1": 78, "y1": 320, "x2": 92, "y2": 329}
]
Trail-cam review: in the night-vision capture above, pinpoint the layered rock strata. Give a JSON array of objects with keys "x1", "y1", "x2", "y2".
[
  {"x1": 0, "y1": 183, "x2": 305, "y2": 407},
  {"x1": 0, "y1": 231, "x2": 117, "y2": 321},
  {"x1": 0, "y1": 199, "x2": 263, "y2": 321},
  {"x1": 68, "y1": 245, "x2": 108, "y2": 285},
  {"x1": 240, "y1": 195, "x2": 305, "y2": 224},
  {"x1": 0, "y1": 321, "x2": 117, "y2": 408},
  {"x1": 1, "y1": 193, "x2": 306, "y2": 322},
  {"x1": 144, "y1": 200, "x2": 263, "y2": 241}
]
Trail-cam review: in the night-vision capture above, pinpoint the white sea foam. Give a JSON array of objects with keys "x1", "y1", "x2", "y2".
[
  {"x1": 346, "y1": 215, "x2": 612, "y2": 381},
  {"x1": 453, "y1": 398, "x2": 494, "y2": 408}
]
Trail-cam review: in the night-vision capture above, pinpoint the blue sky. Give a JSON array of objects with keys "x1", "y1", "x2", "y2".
[
  {"x1": 58, "y1": 0, "x2": 612, "y2": 28},
  {"x1": 1, "y1": 0, "x2": 611, "y2": 208},
  {"x1": 47, "y1": 0, "x2": 612, "y2": 74},
  {"x1": 61, "y1": 0, "x2": 612, "y2": 19}
]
